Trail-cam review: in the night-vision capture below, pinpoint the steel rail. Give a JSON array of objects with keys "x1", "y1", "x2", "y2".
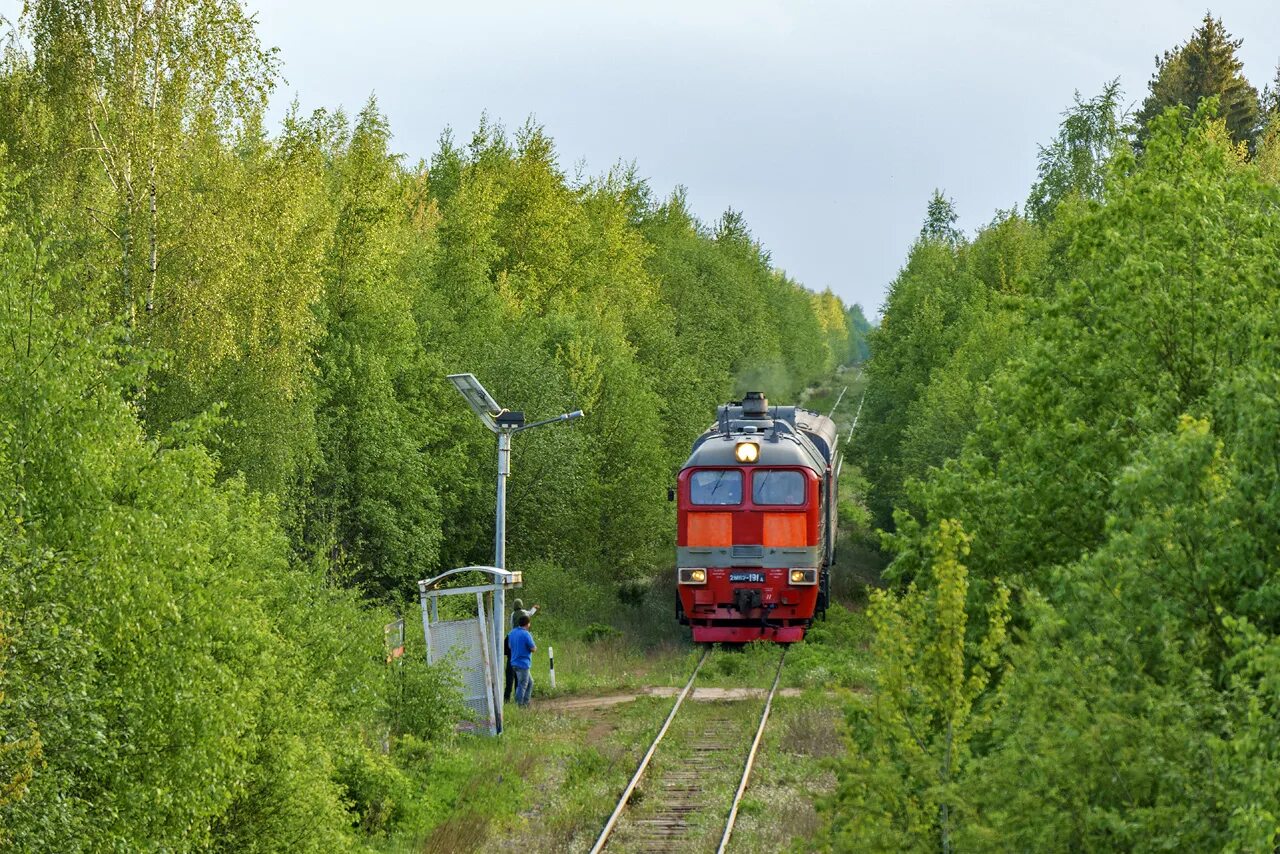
[
  {"x1": 827, "y1": 385, "x2": 848, "y2": 419},
  {"x1": 589, "y1": 646, "x2": 711, "y2": 854},
  {"x1": 716, "y1": 648, "x2": 787, "y2": 854},
  {"x1": 846, "y1": 387, "x2": 866, "y2": 442}
]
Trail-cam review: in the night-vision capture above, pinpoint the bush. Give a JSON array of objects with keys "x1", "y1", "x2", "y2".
[
  {"x1": 784, "y1": 605, "x2": 874, "y2": 690},
  {"x1": 386, "y1": 642, "x2": 465, "y2": 742},
  {"x1": 580, "y1": 623, "x2": 621, "y2": 643},
  {"x1": 334, "y1": 745, "x2": 414, "y2": 837}
]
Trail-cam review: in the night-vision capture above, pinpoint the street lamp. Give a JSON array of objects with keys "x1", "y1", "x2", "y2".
[{"x1": 446, "y1": 373, "x2": 584, "y2": 570}]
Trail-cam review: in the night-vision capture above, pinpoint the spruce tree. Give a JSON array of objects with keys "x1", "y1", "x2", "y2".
[
  {"x1": 1137, "y1": 13, "x2": 1261, "y2": 149},
  {"x1": 920, "y1": 189, "x2": 962, "y2": 245},
  {"x1": 1262, "y1": 62, "x2": 1280, "y2": 124}
]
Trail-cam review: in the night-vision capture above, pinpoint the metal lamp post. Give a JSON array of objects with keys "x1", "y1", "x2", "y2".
[{"x1": 446, "y1": 373, "x2": 583, "y2": 728}]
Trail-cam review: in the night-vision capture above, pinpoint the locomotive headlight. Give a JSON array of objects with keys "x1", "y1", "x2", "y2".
[
  {"x1": 789, "y1": 568, "x2": 818, "y2": 585},
  {"x1": 679, "y1": 568, "x2": 707, "y2": 584},
  {"x1": 735, "y1": 442, "x2": 759, "y2": 463}
]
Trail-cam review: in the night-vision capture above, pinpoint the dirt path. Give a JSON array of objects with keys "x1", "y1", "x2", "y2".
[{"x1": 541, "y1": 686, "x2": 805, "y2": 713}]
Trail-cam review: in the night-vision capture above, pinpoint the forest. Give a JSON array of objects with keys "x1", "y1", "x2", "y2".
[
  {"x1": 0, "y1": 2, "x2": 866, "y2": 849},
  {"x1": 834, "y1": 13, "x2": 1280, "y2": 852},
  {"x1": 4, "y1": 1, "x2": 1279, "y2": 851}
]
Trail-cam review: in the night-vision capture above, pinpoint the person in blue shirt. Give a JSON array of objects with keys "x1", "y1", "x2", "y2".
[
  {"x1": 507, "y1": 615, "x2": 537, "y2": 707},
  {"x1": 505, "y1": 599, "x2": 539, "y2": 702}
]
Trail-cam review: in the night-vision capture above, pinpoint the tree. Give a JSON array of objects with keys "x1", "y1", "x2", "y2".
[
  {"x1": 1026, "y1": 80, "x2": 1129, "y2": 222},
  {"x1": 813, "y1": 288, "x2": 851, "y2": 371},
  {"x1": 1136, "y1": 14, "x2": 1260, "y2": 149},
  {"x1": 1258, "y1": 64, "x2": 1280, "y2": 181},
  {"x1": 825, "y1": 520, "x2": 1009, "y2": 852},
  {"x1": 301, "y1": 99, "x2": 444, "y2": 596},
  {"x1": 1262, "y1": 62, "x2": 1280, "y2": 120},
  {"x1": 845, "y1": 101, "x2": 1280, "y2": 850},
  {"x1": 920, "y1": 189, "x2": 961, "y2": 245},
  {"x1": 17, "y1": 0, "x2": 276, "y2": 329},
  {"x1": 0, "y1": 609, "x2": 41, "y2": 826},
  {"x1": 845, "y1": 303, "x2": 871, "y2": 363},
  {"x1": 0, "y1": 196, "x2": 386, "y2": 850}
]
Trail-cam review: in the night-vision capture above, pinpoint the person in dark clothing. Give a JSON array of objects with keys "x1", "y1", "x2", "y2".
[
  {"x1": 511, "y1": 598, "x2": 539, "y2": 628},
  {"x1": 504, "y1": 632, "x2": 514, "y2": 702}
]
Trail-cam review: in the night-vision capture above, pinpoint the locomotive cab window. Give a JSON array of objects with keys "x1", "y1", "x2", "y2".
[
  {"x1": 752, "y1": 470, "x2": 806, "y2": 505},
  {"x1": 689, "y1": 470, "x2": 743, "y2": 505}
]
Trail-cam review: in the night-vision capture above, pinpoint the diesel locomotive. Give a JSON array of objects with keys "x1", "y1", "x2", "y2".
[{"x1": 675, "y1": 392, "x2": 840, "y2": 643}]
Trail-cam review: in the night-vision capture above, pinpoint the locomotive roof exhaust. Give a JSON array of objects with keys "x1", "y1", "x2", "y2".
[{"x1": 742, "y1": 391, "x2": 768, "y2": 418}]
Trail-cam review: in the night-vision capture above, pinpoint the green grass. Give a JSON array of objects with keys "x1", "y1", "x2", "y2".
[
  {"x1": 511, "y1": 555, "x2": 699, "y2": 698},
  {"x1": 375, "y1": 695, "x2": 670, "y2": 853},
  {"x1": 522, "y1": 624, "x2": 694, "y2": 697},
  {"x1": 727, "y1": 690, "x2": 849, "y2": 852},
  {"x1": 368, "y1": 607, "x2": 874, "y2": 852},
  {"x1": 784, "y1": 604, "x2": 875, "y2": 691},
  {"x1": 695, "y1": 642, "x2": 784, "y2": 689}
]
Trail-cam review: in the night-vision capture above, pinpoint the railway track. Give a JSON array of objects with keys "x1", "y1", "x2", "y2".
[{"x1": 590, "y1": 647, "x2": 787, "y2": 853}]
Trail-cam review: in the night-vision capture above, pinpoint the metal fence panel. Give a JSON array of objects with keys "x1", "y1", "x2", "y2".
[{"x1": 429, "y1": 617, "x2": 494, "y2": 731}]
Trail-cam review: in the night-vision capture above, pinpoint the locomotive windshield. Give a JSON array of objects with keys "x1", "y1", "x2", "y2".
[
  {"x1": 689, "y1": 469, "x2": 742, "y2": 505},
  {"x1": 752, "y1": 470, "x2": 806, "y2": 505}
]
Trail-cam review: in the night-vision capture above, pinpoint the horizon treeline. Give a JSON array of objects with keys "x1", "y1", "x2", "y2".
[
  {"x1": 0, "y1": 1, "x2": 863, "y2": 848},
  {"x1": 833, "y1": 12, "x2": 1280, "y2": 851}
]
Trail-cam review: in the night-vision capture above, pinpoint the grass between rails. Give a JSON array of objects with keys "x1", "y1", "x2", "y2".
[{"x1": 611, "y1": 699, "x2": 758, "y2": 852}]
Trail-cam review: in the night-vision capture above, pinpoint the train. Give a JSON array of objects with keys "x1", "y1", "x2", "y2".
[{"x1": 674, "y1": 391, "x2": 840, "y2": 643}]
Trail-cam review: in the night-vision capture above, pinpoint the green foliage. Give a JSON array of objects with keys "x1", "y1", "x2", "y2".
[
  {"x1": 297, "y1": 99, "x2": 444, "y2": 596},
  {"x1": 837, "y1": 92, "x2": 1280, "y2": 850},
  {"x1": 1136, "y1": 13, "x2": 1261, "y2": 150},
  {"x1": 581, "y1": 623, "x2": 622, "y2": 643},
  {"x1": 920, "y1": 189, "x2": 962, "y2": 246},
  {"x1": 0, "y1": 236, "x2": 380, "y2": 849},
  {"x1": 783, "y1": 604, "x2": 874, "y2": 691},
  {"x1": 1026, "y1": 79, "x2": 1129, "y2": 222},
  {"x1": 386, "y1": 638, "x2": 466, "y2": 743},
  {"x1": 825, "y1": 521, "x2": 1007, "y2": 853},
  {"x1": 856, "y1": 200, "x2": 1045, "y2": 527},
  {"x1": 0, "y1": 2, "x2": 857, "y2": 847},
  {"x1": 0, "y1": 611, "x2": 41, "y2": 828},
  {"x1": 1256, "y1": 118, "x2": 1280, "y2": 183},
  {"x1": 958, "y1": 593, "x2": 1229, "y2": 851},
  {"x1": 844, "y1": 303, "x2": 872, "y2": 363},
  {"x1": 1264, "y1": 63, "x2": 1280, "y2": 121}
]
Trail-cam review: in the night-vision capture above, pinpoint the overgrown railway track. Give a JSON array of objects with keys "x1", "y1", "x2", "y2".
[{"x1": 590, "y1": 647, "x2": 787, "y2": 853}]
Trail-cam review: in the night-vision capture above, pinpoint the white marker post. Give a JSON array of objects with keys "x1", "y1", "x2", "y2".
[{"x1": 549, "y1": 646, "x2": 556, "y2": 690}]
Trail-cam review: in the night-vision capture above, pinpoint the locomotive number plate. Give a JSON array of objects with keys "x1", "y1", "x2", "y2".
[{"x1": 728, "y1": 571, "x2": 766, "y2": 583}]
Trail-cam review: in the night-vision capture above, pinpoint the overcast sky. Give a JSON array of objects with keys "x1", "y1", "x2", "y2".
[{"x1": 6, "y1": 2, "x2": 1278, "y2": 313}]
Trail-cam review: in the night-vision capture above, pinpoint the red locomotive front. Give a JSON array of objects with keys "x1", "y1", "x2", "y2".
[{"x1": 675, "y1": 393, "x2": 839, "y2": 643}]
